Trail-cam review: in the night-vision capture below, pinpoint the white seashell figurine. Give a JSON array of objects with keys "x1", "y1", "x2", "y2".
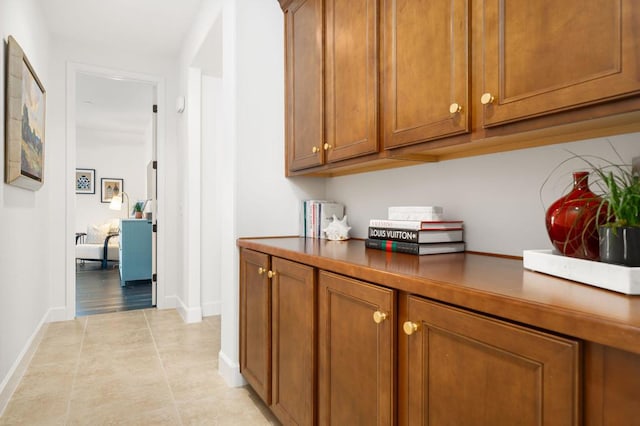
[{"x1": 323, "y1": 215, "x2": 351, "y2": 241}]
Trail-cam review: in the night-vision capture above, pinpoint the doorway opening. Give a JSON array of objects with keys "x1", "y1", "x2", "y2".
[
  {"x1": 74, "y1": 73, "x2": 155, "y2": 316},
  {"x1": 66, "y1": 63, "x2": 164, "y2": 320}
]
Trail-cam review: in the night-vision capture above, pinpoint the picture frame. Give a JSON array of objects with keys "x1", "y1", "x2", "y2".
[
  {"x1": 100, "y1": 178, "x2": 123, "y2": 203},
  {"x1": 75, "y1": 168, "x2": 95, "y2": 194},
  {"x1": 4, "y1": 35, "x2": 46, "y2": 191}
]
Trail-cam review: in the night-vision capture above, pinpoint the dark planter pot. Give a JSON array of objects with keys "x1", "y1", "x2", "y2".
[{"x1": 599, "y1": 226, "x2": 640, "y2": 267}]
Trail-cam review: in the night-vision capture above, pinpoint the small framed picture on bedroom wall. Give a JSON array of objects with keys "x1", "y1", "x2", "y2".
[
  {"x1": 101, "y1": 178, "x2": 123, "y2": 203},
  {"x1": 75, "y1": 168, "x2": 95, "y2": 194}
]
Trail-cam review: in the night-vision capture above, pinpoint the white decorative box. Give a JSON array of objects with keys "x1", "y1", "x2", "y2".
[{"x1": 523, "y1": 249, "x2": 640, "y2": 295}]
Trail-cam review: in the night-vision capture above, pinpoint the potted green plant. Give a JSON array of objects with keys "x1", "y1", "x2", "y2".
[
  {"x1": 566, "y1": 147, "x2": 640, "y2": 266},
  {"x1": 542, "y1": 144, "x2": 640, "y2": 266},
  {"x1": 133, "y1": 202, "x2": 144, "y2": 219},
  {"x1": 591, "y1": 162, "x2": 640, "y2": 267}
]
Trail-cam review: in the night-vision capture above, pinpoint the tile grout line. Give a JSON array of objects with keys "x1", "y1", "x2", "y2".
[
  {"x1": 63, "y1": 316, "x2": 88, "y2": 426},
  {"x1": 143, "y1": 309, "x2": 184, "y2": 425}
]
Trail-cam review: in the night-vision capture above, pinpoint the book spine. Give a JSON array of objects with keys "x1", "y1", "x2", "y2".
[
  {"x1": 301, "y1": 201, "x2": 306, "y2": 237},
  {"x1": 312, "y1": 201, "x2": 317, "y2": 238},
  {"x1": 316, "y1": 201, "x2": 321, "y2": 238},
  {"x1": 368, "y1": 227, "x2": 419, "y2": 243},
  {"x1": 306, "y1": 201, "x2": 313, "y2": 238},
  {"x1": 369, "y1": 219, "x2": 422, "y2": 230},
  {"x1": 365, "y1": 238, "x2": 419, "y2": 254}
]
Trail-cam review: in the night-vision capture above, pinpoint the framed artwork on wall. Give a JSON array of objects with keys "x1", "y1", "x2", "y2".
[
  {"x1": 4, "y1": 35, "x2": 46, "y2": 191},
  {"x1": 75, "y1": 168, "x2": 95, "y2": 194},
  {"x1": 101, "y1": 178, "x2": 123, "y2": 203}
]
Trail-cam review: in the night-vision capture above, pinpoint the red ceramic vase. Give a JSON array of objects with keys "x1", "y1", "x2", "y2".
[{"x1": 545, "y1": 171, "x2": 606, "y2": 260}]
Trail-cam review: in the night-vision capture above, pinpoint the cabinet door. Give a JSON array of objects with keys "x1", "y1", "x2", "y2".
[
  {"x1": 382, "y1": 0, "x2": 469, "y2": 148},
  {"x1": 584, "y1": 343, "x2": 640, "y2": 426},
  {"x1": 271, "y1": 257, "x2": 315, "y2": 425},
  {"x1": 285, "y1": 0, "x2": 325, "y2": 171},
  {"x1": 318, "y1": 271, "x2": 395, "y2": 425},
  {"x1": 481, "y1": 0, "x2": 640, "y2": 127},
  {"x1": 239, "y1": 249, "x2": 271, "y2": 404},
  {"x1": 325, "y1": 0, "x2": 379, "y2": 162},
  {"x1": 120, "y1": 220, "x2": 152, "y2": 282},
  {"x1": 400, "y1": 295, "x2": 580, "y2": 425}
]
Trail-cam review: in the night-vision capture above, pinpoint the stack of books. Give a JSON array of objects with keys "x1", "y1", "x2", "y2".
[
  {"x1": 366, "y1": 206, "x2": 464, "y2": 255},
  {"x1": 300, "y1": 200, "x2": 345, "y2": 238}
]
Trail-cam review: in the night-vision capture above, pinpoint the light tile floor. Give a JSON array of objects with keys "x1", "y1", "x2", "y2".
[{"x1": 0, "y1": 309, "x2": 279, "y2": 425}]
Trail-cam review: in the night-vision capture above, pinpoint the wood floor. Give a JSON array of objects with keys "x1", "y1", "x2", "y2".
[{"x1": 76, "y1": 261, "x2": 152, "y2": 316}]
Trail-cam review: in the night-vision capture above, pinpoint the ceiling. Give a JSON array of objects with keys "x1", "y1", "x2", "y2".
[
  {"x1": 76, "y1": 73, "x2": 154, "y2": 145},
  {"x1": 40, "y1": 0, "x2": 205, "y2": 145},
  {"x1": 38, "y1": 0, "x2": 204, "y2": 57}
]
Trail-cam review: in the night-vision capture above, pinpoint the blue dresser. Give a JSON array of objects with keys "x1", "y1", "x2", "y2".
[{"x1": 119, "y1": 219, "x2": 152, "y2": 285}]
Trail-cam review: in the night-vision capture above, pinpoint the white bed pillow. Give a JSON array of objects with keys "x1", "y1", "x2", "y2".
[{"x1": 85, "y1": 223, "x2": 111, "y2": 244}]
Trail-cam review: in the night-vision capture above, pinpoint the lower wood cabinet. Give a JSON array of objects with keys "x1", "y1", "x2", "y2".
[
  {"x1": 239, "y1": 239, "x2": 640, "y2": 426},
  {"x1": 318, "y1": 271, "x2": 396, "y2": 425},
  {"x1": 399, "y1": 294, "x2": 580, "y2": 425},
  {"x1": 239, "y1": 249, "x2": 315, "y2": 425},
  {"x1": 584, "y1": 343, "x2": 640, "y2": 426},
  {"x1": 239, "y1": 249, "x2": 271, "y2": 403},
  {"x1": 271, "y1": 256, "x2": 315, "y2": 425}
]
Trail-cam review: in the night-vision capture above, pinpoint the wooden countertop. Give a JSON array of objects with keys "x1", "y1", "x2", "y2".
[{"x1": 238, "y1": 237, "x2": 640, "y2": 355}]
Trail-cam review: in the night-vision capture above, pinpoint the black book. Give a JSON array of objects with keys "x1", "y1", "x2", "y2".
[{"x1": 365, "y1": 239, "x2": 465, "y2": 255}]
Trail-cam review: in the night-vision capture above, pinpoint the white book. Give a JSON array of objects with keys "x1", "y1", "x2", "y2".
[
  {"x1": 369, "y1": 218, "x2": 463, "y2": 231},
  {"x1": 388, "y1": 206, "x2": 444, "y2": 221}
]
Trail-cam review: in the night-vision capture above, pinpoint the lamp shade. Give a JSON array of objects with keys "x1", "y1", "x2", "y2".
[
  {"x1": 109, "y1": 192, "x2": 130, "y2": 217},
  {"x1": 109, "y1": 194, "x2": 123, "y2": 211}
]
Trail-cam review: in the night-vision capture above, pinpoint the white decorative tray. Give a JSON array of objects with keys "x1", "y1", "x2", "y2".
[{"x1": 523, "y1": 249, "x2": 640, "y2": 295}]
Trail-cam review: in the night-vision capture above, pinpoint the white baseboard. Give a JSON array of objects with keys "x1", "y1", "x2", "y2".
[
  {"x1": 158, "y1": 295, "x2": 177, "y2": 310},
  {"x1": 0, "y1": 309, "x2": 49, "y2": 417},
  {"x1": 202, "y1": 300, "x2": 222, "y2": 317},
  {"x1": 157, "y1": 295, "x2": 177, "y2": 310},
  {"x1": 176, "y1": 296, "x2": 203, "y2": 323},
  {"x1": 47, "y1": 306, "x2": 67, "y2": 323},
  {"x1": 218, "y1": 350, "x2": 247, "y2": 388}
]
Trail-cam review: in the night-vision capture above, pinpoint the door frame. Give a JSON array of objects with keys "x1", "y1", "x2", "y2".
[{"x1": 65, "y1": 62, "x2": 167, "y2": 319}]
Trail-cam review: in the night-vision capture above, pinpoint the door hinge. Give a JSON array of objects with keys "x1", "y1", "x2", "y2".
[
  {"x1": 152, "y1": 224, "x2": 157, "y2": 232},
  {"x1": 152, "y1": 160, "x2": 157, "y2": 170},
  {"x1": 153, "y1": 104, "x2": 158, "y2": 113},
  {"x1": 152, "y1": 273, "x2": 157, "y2": 282}
]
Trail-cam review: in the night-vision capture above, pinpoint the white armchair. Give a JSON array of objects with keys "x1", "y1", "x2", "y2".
[{"x1": 75, "y1": 220, "x2": 120, "y2": 269}]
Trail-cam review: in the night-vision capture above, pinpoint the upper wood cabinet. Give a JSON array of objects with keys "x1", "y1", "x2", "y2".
[
  {"x1": 324, "y1": 0, "x2": 379, "y2": 161},
  {"x1": 284, "y1": 0, "x2": 378, "y2": 173},
  {"x1": 284, "y1": 0, "x2": 324, "y2": 171},
  {"x1": 280, "y1": 0, "x2": 640, "y2": 176},
  {"x1": 480, "y1": 0, "x2": 640, "y2": 127},
  {"x1": 381, "y1": 0, "x2": 470, "y2": 148}
]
